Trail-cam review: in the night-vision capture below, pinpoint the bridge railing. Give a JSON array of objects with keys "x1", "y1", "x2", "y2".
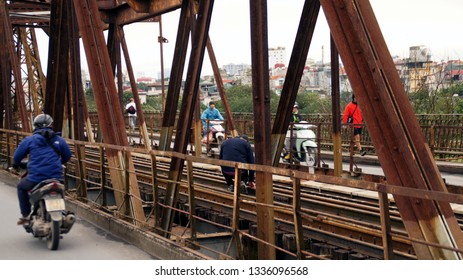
[
  {"x1": 1, "y1": 128, "x2": 462, "y2": 259},
  {"x1": 90, "y1": 112, "x2": 463, "y2": 161}
]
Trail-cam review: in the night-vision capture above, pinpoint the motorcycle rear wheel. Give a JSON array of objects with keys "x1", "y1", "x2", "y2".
[{"x1": 47, "y1": 220, "x2": 60, "y2": 250}]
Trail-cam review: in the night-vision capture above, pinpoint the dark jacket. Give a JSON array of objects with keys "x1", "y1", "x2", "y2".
[
  {"x1": 219, "y1": 137, "x2": 255, "y2": 181},
  {"x1": 13, "y1": 128, "x2": 72, "y2": 183}
]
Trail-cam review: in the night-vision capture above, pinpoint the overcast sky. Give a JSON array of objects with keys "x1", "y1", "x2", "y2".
[{"x1": 36, "y1": 0, "x2": 463, "y2": 78}]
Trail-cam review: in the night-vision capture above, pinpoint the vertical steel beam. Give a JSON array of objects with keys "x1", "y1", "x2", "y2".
[
  {"x1": 0, "y1": 10, "x2": 11, "y2": 129},
  {"x1": 44, "y1": 0, "x2": 69, "y2": 132},
  {"x1": 158, "y1": 16, "x2": 167, "y2": 112},
  {"x1": 249, "y1": 0, "x2": 275, "y2": 260},
  {"x1": 67, "y1": 0, "x2": 86, "y2": 141},
  {"x1": 321, "y1": 0, "x2": 463, "y2": 259},
  {"x1": 73, "y1": 0, "x2": 145, "y2": 226},
  {"x1": 158, "y1": 0, "x2": 191, "y2": 151},
  {"x1": 206, "y1": 37, "x2": 238, "y2": 137},
  {"x1": 159, "y1": 0, "x2": 214, "y2": 237},
  {"x1": 271, "y1": 0, "x2": 320, "y2": 166},
  {"x1": 330, "y1": 35, "x2": 342, "y2": 176}
]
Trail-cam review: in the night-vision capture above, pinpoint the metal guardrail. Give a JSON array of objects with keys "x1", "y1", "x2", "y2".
[
  {"x1": 1, "y1": 128, "x2": 462, "y2": 259},
  {"x1": 90, "y1": 112, "x2": 463, "y2": 161}
]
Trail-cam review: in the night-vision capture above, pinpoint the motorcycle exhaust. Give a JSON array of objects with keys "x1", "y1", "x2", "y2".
[{"x1": 61, "y1": 212, "x2": 76, "y2": 234}]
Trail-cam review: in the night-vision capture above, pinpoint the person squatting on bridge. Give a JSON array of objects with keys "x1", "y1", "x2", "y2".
[
  {"x1": 219, "y1": 135, "x2": 255, "y2": 192},
  {"x1": 343, "y1": 94, "x2": 366, "y2": 156},
  {"x1": 13, "y1": 114, "x2": 72, "y2": 225},
  {"x1": 201, "y1": 101, "x2": 224, "y2": 143},
  {"x1": 125, "y1": 97, "x2": 137, "y2": 130}
]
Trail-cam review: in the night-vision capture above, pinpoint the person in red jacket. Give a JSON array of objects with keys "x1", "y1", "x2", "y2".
[{"x1": 343, "y1": 94, "x2": 366, "y2": 156}]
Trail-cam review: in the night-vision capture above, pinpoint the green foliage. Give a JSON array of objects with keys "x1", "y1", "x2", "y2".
[
  {"x1": 296, "y1": 92, "x2": 332, "y2": 114},
  {"x1": 144, "y1": 96, "x2": 163, "y2": 112},
  {"x1": 137, "y1": 82, "x2": 149, "y2": 92},
  {"x1": 216, "y1": 85, "x2": 280, "y2": 113},
  {"x1": 409, "y1": 83, "x2": 463, "y2": 114}
]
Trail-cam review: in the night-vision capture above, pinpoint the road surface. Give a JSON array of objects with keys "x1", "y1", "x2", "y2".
[{"x1": 0, "y1": 176, "x2": 154, "y2": 260}]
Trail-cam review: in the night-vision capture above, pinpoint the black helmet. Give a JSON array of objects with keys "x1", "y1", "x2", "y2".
[{"x1": 33, "y1": 114, "x2": 53, "y2": 129}]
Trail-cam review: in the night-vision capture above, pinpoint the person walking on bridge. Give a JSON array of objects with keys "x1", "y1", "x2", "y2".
[{"x1": 343, "y1": 94, "x2": 366, "y2": 156}]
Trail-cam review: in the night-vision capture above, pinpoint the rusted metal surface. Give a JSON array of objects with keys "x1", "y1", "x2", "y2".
[
  {"x1": 8, "y1": 1, "x2": 50, "y2": 27},
  {"x1": 19, "y1": 27, "x2": 45, "y2": 116},
  {"x1": 159, "y1": 0, "x2": 214, "y2": 237},
  {"x1": 271, "y1": 0, "x2": 320, "y2": 166},
  {"x1": 330, "y1": 36, "x2": 342, "y2": 176},
  {"x1": 44, "y1": 0, "x2": 69, "y2": 132},
  {"x1": 0, "y1": 0, "x2": 30, "y2": 132},
  {"x1": 158, "y1": 16, "x2": 166, "y2": 111},
  {"x1": 68, "y1": 2, "x2": 87, "y2": 141},
  {"x1": 320, "y1": 0, "x2": 463, "y2": 259},
  {"x1": 158, "y1": 0, "x2": 191, "y2": 151},
  {"x1": 249, "y1": 0, "x2": 275, "y2": 260},
  {"x1": 73, "y1": 0, "x2": 144, "y2": 226},
  {"x1": 125, "y1": 0, "x2": 181, "y2": 14}
]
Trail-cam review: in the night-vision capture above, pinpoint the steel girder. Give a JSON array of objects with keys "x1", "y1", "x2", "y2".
[
  {"x1": 249, "y1": 0, "x2": 275, "y2": 260},
  {"x1": 0, "y1": 0, "x2": 30, "y2": 132},
  {"x1": 320, "y1": 0, "x2": 463, "y2": 259},
  {"x1": 73, "y1": 0, "x2": 145, "y2": 226},
  {"x1": 271, "y1": 0, "x2": 320, "y2": 166},
  {"x1": 159, "y1": 0, "x2": 214, "y2": 238}
]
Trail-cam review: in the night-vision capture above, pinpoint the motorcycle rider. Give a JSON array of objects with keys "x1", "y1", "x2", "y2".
[
  {"x1": 284, "y1": 103, "x2": 302, "y2": 160},
  {"x1": 201, "y1": 101, "x2": 224, "y2": 143},
  {"x1": 13, "y1": 114, "x2": 72, "y2": 225}
]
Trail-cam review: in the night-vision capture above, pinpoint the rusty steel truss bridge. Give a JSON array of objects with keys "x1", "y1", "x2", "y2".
[{"x1": 0, "y1": 0, "x2": 462, "y2": 260}]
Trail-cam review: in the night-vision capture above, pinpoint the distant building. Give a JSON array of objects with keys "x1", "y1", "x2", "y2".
[
  {"x1": 222, "y1": 63, "x2": 250, "y2": 76},
  {"x1": 269, "y1": 46, "x2": 286, "y2": 69}
]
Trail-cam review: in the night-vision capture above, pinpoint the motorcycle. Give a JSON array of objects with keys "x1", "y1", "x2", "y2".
[
  {"x1": 282, "y1": 121, "x2": 318, "y2": 166},
  {"x1": 203, "y1": 120, "x2": 226, "y2": 152},
  {"x1": 12, "y1": 163, "x2": 75, "y2": 250}
]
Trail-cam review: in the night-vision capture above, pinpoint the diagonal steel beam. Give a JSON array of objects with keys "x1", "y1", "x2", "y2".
[
  {"x1": 321, "y1": 0, "x2": 463, "y2": 259},
  {"x1": 159, "y1": 0, "x2": 214, "y2": 238},
  {"x1": 271, "y1": 0, "x2": 320, "y2": 166},
  {"x1": 206, "y1": 36, "x2": 238, "y2": 137},
  {"x1": 158, "y1": 0, "x2": 192, "y2": 151},
  {"x1": 73, "y1": 0, "x2": 145, "y2": 226},
  {"x1": 120, "y1": 26, "x2": 151, "y2": 150},
  {"x1": 44, "y1": 0, "x2": 69, "y2": 132}
]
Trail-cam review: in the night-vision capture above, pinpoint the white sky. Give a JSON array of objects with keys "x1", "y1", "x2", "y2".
[{"x1": 36, "y1": 0, "x2": 463, "y2": 78}]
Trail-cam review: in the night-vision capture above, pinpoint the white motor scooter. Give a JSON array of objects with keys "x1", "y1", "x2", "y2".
[
  {"x1": 209, "y1": 120, "x2": 225, "y2": 145},
  {"x1": 282, "y1": 121, "x2": 318, "y2": 166},
  {"x1": 203, "y1": 120, "x2": 226, "y2": 154}
]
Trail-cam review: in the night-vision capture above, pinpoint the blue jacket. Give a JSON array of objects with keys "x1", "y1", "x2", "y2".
[
  {"x1": 219, "y1": 137, "x2": 255, "y2": 181},
  {"x1": 201, "y1": 107, "x2": 224, "y2": 130},
  {"x1": 13, "y1": 128, "x2": 72, "y2": 183}
]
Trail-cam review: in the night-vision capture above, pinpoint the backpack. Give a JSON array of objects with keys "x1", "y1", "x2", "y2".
[{"x1": 127, "y1": 105, "x2": 136, "y2": 114}]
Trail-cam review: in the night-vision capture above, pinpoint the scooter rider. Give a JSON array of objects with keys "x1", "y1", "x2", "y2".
[
  {"x1": 13, "y1": 114, "x2": 72, "y2": 225},
  {"x1": 284, "y1": 103, "x2": 302, "y2": 160},
  {"x1": 201, "y1": 101, "x2": 224, "y2": 143}
]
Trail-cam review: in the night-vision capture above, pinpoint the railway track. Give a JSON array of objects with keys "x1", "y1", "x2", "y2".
[{"x1": 66, "y1": 148, "x2": 463, "y2": 259}]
